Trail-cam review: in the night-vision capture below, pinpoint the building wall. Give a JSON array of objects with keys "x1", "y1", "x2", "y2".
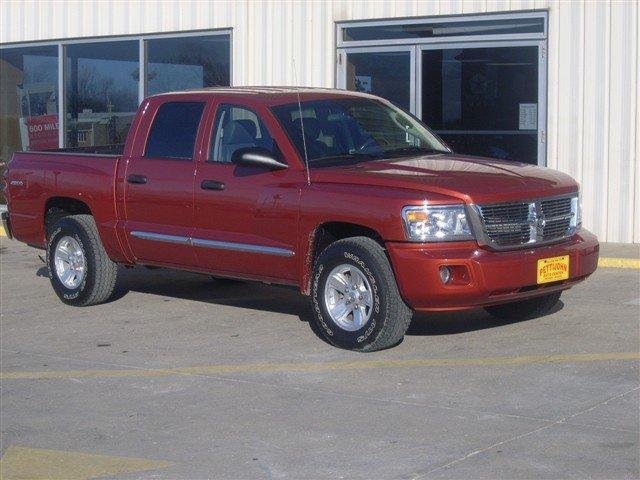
[{"x1": 1, "y1": 0, "x2": 637, "y2": 242}]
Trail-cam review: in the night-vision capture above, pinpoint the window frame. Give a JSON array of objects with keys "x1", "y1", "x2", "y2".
[
  {"x1": 207, "y1": 103, "x2": 281, "y2": 164},
  {"x1": 336, "y1": 10, "x2": 548, "y2": 48},
  {"x1": 335, "y1": 11, "x2": 548, "y2": 167},
  {"x1": 0, "y1": 28, "x2": 232, "y2": 149},
  {"x1": 143, "y1": 101, "x2": 206, "y2": 161}
]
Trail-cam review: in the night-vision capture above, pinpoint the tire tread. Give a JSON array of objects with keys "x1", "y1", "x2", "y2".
[
  {"x1": 313, "y1": 236, "x2": 412, "y2": 351},
  {"x1": 48, "y1": 214, "x2": 118, "y2": 306}
]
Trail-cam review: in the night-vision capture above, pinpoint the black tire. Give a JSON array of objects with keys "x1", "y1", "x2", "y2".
[
  {"x1": 209, "y1": 275, "x2": 244, "y2": 284},
  {"x1": 46, "y1": 214, "x2": 118, "y2": 306},
  {"x1": 484, "y1": 291, "x2": 562, "y2": 320},
  {"x1": 310, "y1": 236, "x2": 412, "y2": 352}
]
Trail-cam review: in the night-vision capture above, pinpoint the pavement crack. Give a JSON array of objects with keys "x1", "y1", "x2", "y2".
[{"x1": 409, "y1": 385, "x2": 640, "y2": 479}]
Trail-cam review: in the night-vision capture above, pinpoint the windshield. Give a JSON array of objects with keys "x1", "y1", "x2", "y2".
[{"x1": 271, "y1": 97, "x2": 450, "y2": 167}]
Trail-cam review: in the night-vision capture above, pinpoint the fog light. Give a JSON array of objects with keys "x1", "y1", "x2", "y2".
[{"x1": 439, "y1": 266, "x2": 451, "y2": 284}]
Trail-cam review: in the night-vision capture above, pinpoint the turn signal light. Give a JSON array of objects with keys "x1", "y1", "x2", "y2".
[{"x1": 404, "y1": 210, "x2": 429, "y2": 223}]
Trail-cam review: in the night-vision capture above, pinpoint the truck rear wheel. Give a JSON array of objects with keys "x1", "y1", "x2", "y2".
[
  {"x1": 46, "y1": 215, "x2": 118, "y2": 306},
  {"x1": 310, "y1": 236, "x2": 412, "y2": 351},
  {"x1": 484, "y1": 291, "x2": 562, "y2": 320}
]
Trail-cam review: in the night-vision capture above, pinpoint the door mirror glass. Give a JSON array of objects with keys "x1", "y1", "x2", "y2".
[{"x1": 232, "y1": 147, "x2": 288, "y2": 170}]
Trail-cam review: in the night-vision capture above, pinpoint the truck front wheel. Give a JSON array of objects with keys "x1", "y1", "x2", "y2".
[
  {"x1": 310, "y1": 237, "x2": 412, "y2": 351},
  {"x1": 484, "y1": 292, "x2": 562, "y2": 320},
  {"x1": 46, "y1": 215, "x2": 118, "y2": 306}
]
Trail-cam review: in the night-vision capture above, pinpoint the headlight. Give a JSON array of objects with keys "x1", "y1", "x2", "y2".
[
  {"x1": 402, "y1": 205, "x2": 474, "y2": 242},
  {"x1": 570, "y1": 192, "x2": 582, "y2": 231}
]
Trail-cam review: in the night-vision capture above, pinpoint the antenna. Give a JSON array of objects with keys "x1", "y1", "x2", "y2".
[{"x1": 292, "y1": 58, "x2": 311, "y2": 186}]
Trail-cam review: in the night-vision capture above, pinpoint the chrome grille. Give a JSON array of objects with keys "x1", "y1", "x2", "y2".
[
  {"x1": 540, "y1": 197, "x2": 572, "y2": 241},
  {"x1": 479, "y1": 203, "x2": 531, "y2": 246},
  {"x1": 477, "y1": 195, "x2": 577, "y2": 249}
]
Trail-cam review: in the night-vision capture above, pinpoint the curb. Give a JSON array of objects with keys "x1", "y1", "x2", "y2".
[{"x1": 598, "y1": 257, "x2": 640, "y2": 269}]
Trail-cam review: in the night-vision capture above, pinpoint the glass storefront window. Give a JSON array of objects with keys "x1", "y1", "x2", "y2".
[
  {"x1": 421, "y1": 46, "x2": 539, "y2": 164},
  {"x1": 65, "y1": 40, "x2": 139, "y2": 148},
  {"x1": 146, "y1": 35, "x2": 230, "y2": 95},
  {"x1": 1, "y1": 32, "x2": 231, "y2": 163},
  {"x1": 345, "y1": 51, "x2": 411, "y2": 111},
  {"x1": 342, "y1": 17, "x2": 544, "y2": 42},
  {"x1": 0, "y1": 45, "x2": 59, "y2": 157}
]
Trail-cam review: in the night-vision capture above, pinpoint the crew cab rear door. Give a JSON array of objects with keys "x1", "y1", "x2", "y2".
[
  {"x1": 123, "y1": 99, "x2": 208, "y2": 267},
  {"x1": 192, "y1": 100, "x2": 302, "y2": 282}
]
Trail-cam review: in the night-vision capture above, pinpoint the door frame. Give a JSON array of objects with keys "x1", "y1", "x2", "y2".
[
  {"x1": 416, "y1": 40, "x2": 547, "y2": 166},
  {"x1": 336, "y1": 39, "x2": 547, "y2": 166}
]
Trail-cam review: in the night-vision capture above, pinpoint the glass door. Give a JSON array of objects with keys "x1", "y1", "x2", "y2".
[
  {"x1": 337, "y1": 46, "x2": 416, "y2": 114},
  {"x1": 418, "y1": 41, "x2": 546, "y2": 165}
]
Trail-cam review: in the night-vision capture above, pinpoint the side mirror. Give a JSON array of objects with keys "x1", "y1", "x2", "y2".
[{"x1": 232, "y1": 147, "x2": 288, "y2": 170}]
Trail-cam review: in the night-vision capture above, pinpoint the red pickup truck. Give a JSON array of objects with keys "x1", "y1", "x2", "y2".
[{"x1": 2, "y1": 87, "x2": 599, "y2": 351}]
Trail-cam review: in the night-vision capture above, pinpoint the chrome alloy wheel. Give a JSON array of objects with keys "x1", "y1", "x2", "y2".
[
  {"x1": 54, "y1": 236, "x2": 86, "y2": 289},
  {"x1": 323, "y1": 263, "x2": 373, "y2": 331}
]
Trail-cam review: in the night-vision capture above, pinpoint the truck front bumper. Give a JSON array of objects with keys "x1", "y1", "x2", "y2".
[{"x1": 386, "y1": 228, "x2": 599, "y2": 311}]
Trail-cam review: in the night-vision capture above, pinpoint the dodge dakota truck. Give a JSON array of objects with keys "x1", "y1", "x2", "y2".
[{"x1": 2, "y1": 87, "x2": 599, "y2": 351}]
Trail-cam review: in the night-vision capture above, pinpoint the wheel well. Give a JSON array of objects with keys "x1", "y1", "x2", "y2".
[
  {"x1": 44, "y1": 197, "x2": 92, "y2": 236},
  {"x1": 302, "y1": 222, "x2": 386, "y2": 295},
  {"x1": 312, "y1": 222, "x2": 385, "y2": 259}
]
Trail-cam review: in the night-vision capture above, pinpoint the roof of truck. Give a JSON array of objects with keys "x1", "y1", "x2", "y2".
[{"x1": 153, "y1": 86, "x2": 377, "y2": 105}]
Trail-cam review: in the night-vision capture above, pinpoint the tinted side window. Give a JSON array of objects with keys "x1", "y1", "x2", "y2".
[
  {"x1": 209, "y1": 105, "x2": 276, "y2": 163},
  {"x1": 145, "y1": 102, "x2": 205, "y2": 159}
]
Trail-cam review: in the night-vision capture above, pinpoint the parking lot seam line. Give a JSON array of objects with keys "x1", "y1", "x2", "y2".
[
  {"x1": 598, "y1": 257, "x2": 640, "y2": 268},
  {"x1": 410, "y1": 385, "x2": 640, "y2": 479},
  {"x1": 1, "y1": 351, "x2": 638, "y2": 380},
  {"x1": 3, "y1": 349, "x2": 637, "y2": 437},
  {"x1": 192, "y1": 371, "x2": 638, "y2": 434}
]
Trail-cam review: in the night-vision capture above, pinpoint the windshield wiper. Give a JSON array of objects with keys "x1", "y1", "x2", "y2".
[
  {"x1": 383, "y1": 146, "x2": 448, "y2": 157},
  {"x1": 308, "y1": 152, "x2": 383, "y2": 167}
]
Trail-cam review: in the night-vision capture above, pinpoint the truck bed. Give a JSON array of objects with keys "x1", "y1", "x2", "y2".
[
  {"x1": 30, "y1": 144, "x2": 125, "y2": 156},
  {"x1": 5, "y1": 148, "x2": 122, "y2": 250}
]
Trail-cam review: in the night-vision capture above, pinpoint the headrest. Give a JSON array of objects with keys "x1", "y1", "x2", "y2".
[
  {"x1": 225, "y1": 119, "x2": 257, "y2": 143},
  {"x1": 290, "y1": 117, "x2": 322, "y2": 141}
]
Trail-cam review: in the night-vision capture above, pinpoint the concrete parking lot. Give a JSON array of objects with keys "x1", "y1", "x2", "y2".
[{"x1": 1, "y1": 239, "x2": 639, "y2": 479}]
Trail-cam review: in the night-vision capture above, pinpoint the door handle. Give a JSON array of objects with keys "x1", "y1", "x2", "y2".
[
  {"x1": 201, "y1": 180, "x2": 225, "y2": 191},
  {"x1": 127, "y1": 174, "x2": 147, "y2": 184}
]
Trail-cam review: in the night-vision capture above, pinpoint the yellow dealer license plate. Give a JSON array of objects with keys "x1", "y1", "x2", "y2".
[{"x1": 537, "y1": 255, "x2": 570, "y2": 284}]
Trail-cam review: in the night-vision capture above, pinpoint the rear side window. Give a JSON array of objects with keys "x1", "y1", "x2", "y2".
[{"x1": 145, "y1": 102, "x2": 205, "y2": 160}]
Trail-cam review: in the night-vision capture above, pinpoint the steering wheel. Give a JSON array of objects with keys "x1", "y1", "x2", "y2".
[{"x1": 356, "y1": 137, "x2": 378, "y2": 152}]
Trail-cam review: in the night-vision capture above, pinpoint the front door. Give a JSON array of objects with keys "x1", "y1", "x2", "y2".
[
  {"x1": 123, "y1": 100, "x2": 207, "y2": 267},
  {"x1": 192, "y1": 102, "x2": 300, "y2": 282}
]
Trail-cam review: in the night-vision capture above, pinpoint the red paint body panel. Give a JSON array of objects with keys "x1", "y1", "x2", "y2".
[{"x1": 3, "y1": 88, "x2": 599, "y2": 310}]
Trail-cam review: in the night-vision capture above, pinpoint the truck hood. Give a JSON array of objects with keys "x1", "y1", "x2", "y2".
[{"x1": 310, "y1": 154, "x2": 578, "y2": 204}]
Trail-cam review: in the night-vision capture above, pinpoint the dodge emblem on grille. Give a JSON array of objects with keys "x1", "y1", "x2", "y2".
[{"x1": 527, "y1": 202, "x2": 547, "y2": 240}]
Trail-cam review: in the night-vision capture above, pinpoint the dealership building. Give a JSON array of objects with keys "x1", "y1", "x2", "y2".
[{"x1": 0, "y1": 0, "x2": 637, "y2": 242}]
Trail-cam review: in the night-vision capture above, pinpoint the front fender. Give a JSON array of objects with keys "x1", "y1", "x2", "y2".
[{"x1": 296, "y1": 182, "x2": 459, "y2": 293}]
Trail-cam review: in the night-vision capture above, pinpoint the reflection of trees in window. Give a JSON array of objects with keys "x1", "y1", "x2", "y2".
[
  {"x1": 23, "y1": 57, "x2": 57, "y2": 84},
  {"x1": 147, "y1": 53, "x2": 229, "y2": 93},
  {"x1": 75, "y1": 65, "x2": 138, "y2": 113}
]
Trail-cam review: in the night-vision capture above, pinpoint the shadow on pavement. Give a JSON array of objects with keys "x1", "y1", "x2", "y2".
[{"x1": 36, "y1": 264, "x2": 563, "y2": 339}]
